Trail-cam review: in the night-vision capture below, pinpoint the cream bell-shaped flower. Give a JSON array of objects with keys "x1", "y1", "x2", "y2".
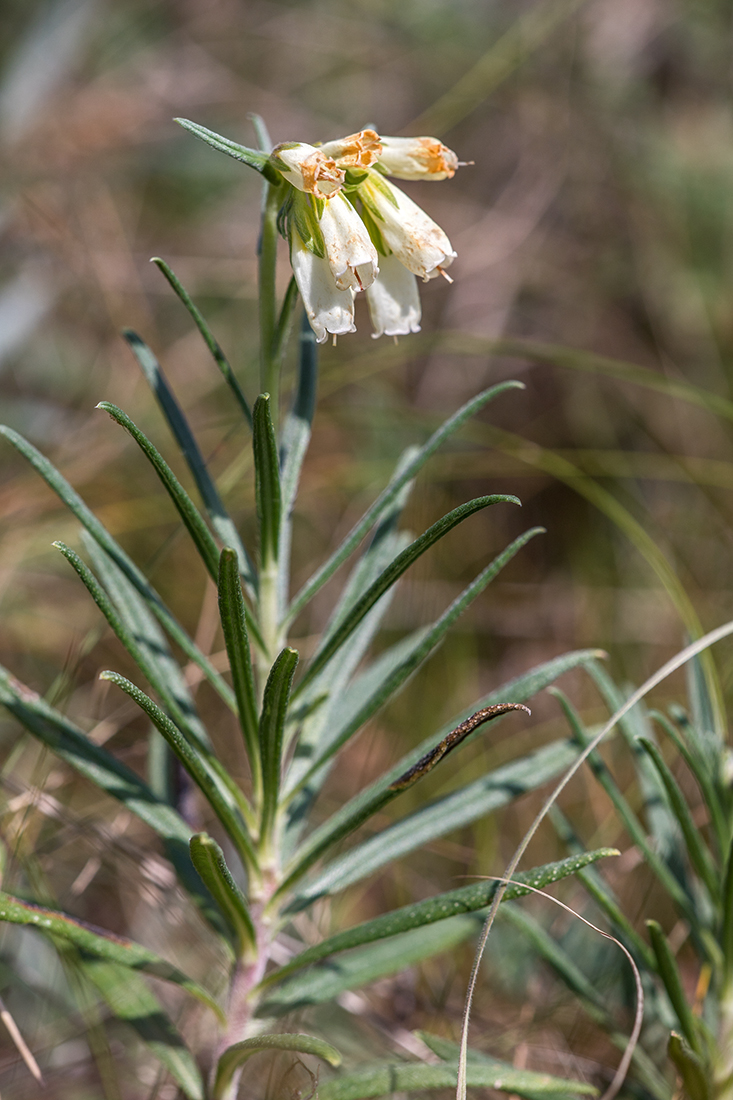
[
  {"x1": 359, "y1": 171, "x2": 456, "y2": 281},
  {"x1": 377, "y1": 136, "x2": 459, "y2": 181},
  {"x1": 290, "y1": 232, "x2": 356, "y2": 344},
  {"x1": 269, "y1": 142, "x2": 344, "y2": 196},
  {"x1": 366, "y1": 255, "x2": 421, "y2": 338},
  {"x1": 319, "y1": 129, "x2": 382, "y2": 170},
  {"x1": 320, "y1": 193, "x2": 379, "y2": 292}
]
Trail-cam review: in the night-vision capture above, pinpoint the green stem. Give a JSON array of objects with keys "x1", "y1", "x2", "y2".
[{"x1": 259, "y1": 183, "x2": 282, "y2": 428}]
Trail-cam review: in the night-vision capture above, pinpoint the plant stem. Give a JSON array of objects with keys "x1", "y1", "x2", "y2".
[{"x1": 259, "y1": 182, "x2": 282, "y2": 427}]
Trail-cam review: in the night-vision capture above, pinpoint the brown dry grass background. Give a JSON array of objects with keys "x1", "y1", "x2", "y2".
[{"x1": 2, "y1": 0, "x2": 733, "y2": 1095}]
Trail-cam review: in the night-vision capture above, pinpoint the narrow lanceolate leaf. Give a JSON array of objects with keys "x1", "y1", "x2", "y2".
[
  {"x1": 287, "y1": 379, "x2": 525, "y2": 623},
  {"x1": 260, "y1": 648, "x2": 299, "y2": 840},
  {"x1": 317, "y1": 1061, "x2": 594, "y2": 1100},
  {"x1": 218, "y1": 548, "x2": 260, "y2": 783},
  {"x1": 0, "y1": 665, "x2": 220, "y2": 923},
  {"x1": 0, "y1": 425, "x2": 235, "y2": 709},
  {"x1": 213, "y1": 1034, "x2": 340, "y2": 1100},
  {"x1": 122, "y1": 330, "x2": 257, "y2": 593},
  {"x1": 296, "y1": 494, "x2": 521, "y2": 693},
  {"x1": 84, "y1": 959, "x2": 205, "y2": 1100},
  {"x1": 97, "y1": 402, "x2": 221, "y2": 580},
  {"x1": 253, "y1": 393, "x2": 282, "y2": 565},
  {"x1": 263, "y1": 850, "x2": 617, "y2": 986},
  {"x1": 637, "y1": 736, "x2": 719, "y2": 901},
  {"x1": 175, "y1": 117, "x2": 281, "y2": 183},
  {"x1": 285, "y1": 527, "x2": 546, "y2": 805},
  {"x1": 101, "y1": 672, "x2": 256, "y2": 870},
  {"x1": 647, "y1": 919, "x2": 704, "y2": 1056},
  {"x1": 151, "y1": 257, "x2": 253, "y2": 427},
  {"x1": 258, "y1": 917, "x2": 481, "y2": 1016},
  {"x1": 189, "y1": 833, "x2": 256, "y2": 956},
  {"x1": 0, "y1": 891, "x2": 223, "y2": 1022},
  {"x1": 667, "y1": 1032, "x2": 711, "y2": 1100},
  {"x1": 283, "y1": 738, "x2": 579, "y2": 910},
  {"x1": 54, "y1": 542, "x2": 212, "y2": 754}
]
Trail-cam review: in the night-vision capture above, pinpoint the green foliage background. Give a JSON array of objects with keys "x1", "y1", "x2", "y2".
[{"x1": 2, "y1": 0, "x2": 733, "y2": 1096}]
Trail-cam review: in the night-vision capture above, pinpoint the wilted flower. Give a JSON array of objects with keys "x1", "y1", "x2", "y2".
[
  {"x1": 376, "y1": 136, "x2": 459, "y2": 181},
  {"x1": 271, "y1": 128, "x2": 462, "y2": 340},
  {"x1": 359, "y1": 170, "x2": 456, "y2": 282},
  {"x1": 269, "y1": 142, "x2": 344, "y2": 196}
]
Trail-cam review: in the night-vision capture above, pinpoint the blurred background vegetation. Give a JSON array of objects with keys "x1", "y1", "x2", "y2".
[{"x1": 2, "y1": 0, "x2": 733, "y2": 1095}]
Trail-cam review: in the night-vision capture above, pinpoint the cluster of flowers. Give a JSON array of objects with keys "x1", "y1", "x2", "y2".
[{"x1": 268, "y1": 130, "x2": 462, "y2": 342}]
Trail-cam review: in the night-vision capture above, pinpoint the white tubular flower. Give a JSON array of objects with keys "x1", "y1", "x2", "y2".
[
  {"x1": 359, "y1": 171, "x2": 456, "y2": 281},
  {"x1": 319, "y1": 129, "x2": 382, "y2": 170},
  {"x1": 366, "y1": 254, "x2": 421, "y2": 338},
  {"x1": 320, "y1": 193, "x2": 379, "y2": 292},
  {"x1": 290, "y1": 232, "x2": 356, "y2": 344},
  {"x1": 269, "y1": 142, "x2": 344, "y2": 196},
  {"x1": 377, "y1": 135, "x2": 459, "y2": 181}
]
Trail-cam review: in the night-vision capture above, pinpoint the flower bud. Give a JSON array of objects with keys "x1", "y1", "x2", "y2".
[
  {"x1": 377, "y1": 136, "x2": 459, "y2": 181},
  {"x1": 270, "y1": 142, "x2": 344, "y2": 196}
]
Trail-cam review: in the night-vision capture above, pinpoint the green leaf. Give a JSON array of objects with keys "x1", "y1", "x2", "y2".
[
  {"x1": 175, "y1": 117, "x2": 281, "y2": 183},
  {"x1": 213, "y1": 1033, "x2": 340, "y2": 1099},
  {"x1": 296, "y1": 494, "x2": 521, "y2": 693},
  {"x1": 637, "y1": 736, "x2": 719, "y2": 901},
  {"x1": 258, "y1": 916, "x2": 480, "y2": 1016},
  {"x1": 101, "y1": 671, "x2": 256, "y2": 870},
  {"x1": 151, "y1": 257, "x2": 253, "y2": 428},
  {"x1": 283, "y1": 738, "x2": 578, "y2": 910},
  {"x1": 189, "y1": 833, "x2": 255, "y2": 956},
  {"x1": 97, "y1": 402, "x2": 221, "y2": 580},
  {"x1": 286, "y1": 527, "x2": 544, "y2": 801},
  {"x1": 647, "y1": 919, "x2": 704, "y2": 1057},
  {"x1": 54, "y1": 541, "x2": 212, "y2": 754},
  {"x1": 0, "y1": 664, "x2": 220, "y2": 923},
  {"x1": 218, "y1": 548, "x2": 260, "y2": 784},
  {"x1": 272, "y1": 275, "x2": 300, "y2": 376},
  {"x1": 667, "y1": 1031, "x2": 711, "y2": 1100},
  {"x1": 287, "y1": 380, "x2": 525, "y2": 623},
  {"x1": 263, "y1": 850, "x2": 616, "y2": 986},
  {"x1": 0, "y1": 891, "x2": 223, "y2": 1022},
  {"x1": 122, "y1": 330, "x2": 257, "y2": 595},
  {"x1": 84, "y1": 959, "x2": 205, "y2": 1100},
  {"x1": 253, "y1": 393, "x2": 282, "y2": 566},
  {"x1": 318, "y1": 1060, "x2": 593, "y2": 1100},
  {"x1": 260, "y1": 648, "x2": 299, "y2": 840},
  {"x1": 0, "y1": 424, "x2": 236, "y2": 709}
]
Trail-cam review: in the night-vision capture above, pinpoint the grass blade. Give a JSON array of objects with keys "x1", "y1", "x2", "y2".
[
  {"x1": 83, "y1": 960, "x2": 205, "y2": 1100},
  {"x1": 286, "y1": 380, "x2": 525, "y2": 623},
  {"x1": 260, "y1": 647, "x2": 299, "y2": 841},
  {"x1": 218, "y1": 548, "x2": 260, "y2": 786},
  {"x1": 296, "y1": 494, "x2": 519, "y2": 693},
  {"x1": 97, "y1": 402, "x2": 221, "y2": 579},
  {"x1": 213, "y1": 1034, "x2": 340, "y2": 1100},
  {"x1": 0, "y1": 424, "x2": 236, "y2": 709},
  {"x1": 189, "y1": 833, "x2": 256, "y2": 956},
  {"x1": 151, "y1": 257, "x2": 253, "y2": 427},
  {"x1": 317, "y1": 1060, "x2": 594, "y2": 1100},
  {"x1": 647, "y1": 919, "x2": 704, "y2": 1056},
  {"x1": 122, "y1": 329, "x2": 257, "y2": 593},
  {"x1": 0, "y1": 891, "x2": 222, "y2": 1022},
  {"x1": 262, "y1": 850, "x2": 616, "y2": 986},
  {"x1": 175, "y1": 117, "x2": 280, "y2": 183},
  {"x1": 101, "y1": 671, "x2": 256, "y2": 870}
]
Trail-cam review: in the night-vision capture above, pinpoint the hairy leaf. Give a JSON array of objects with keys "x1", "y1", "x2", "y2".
[
  {"x1": 213, "y1": 1033, "x2": 340, "y2": 1099},
  {"x1": 189, "y1": 833, "x2": 255, "y2": 955},
  {"x1": 253, "y1": 393, "x2": 282, "y2": 566}
]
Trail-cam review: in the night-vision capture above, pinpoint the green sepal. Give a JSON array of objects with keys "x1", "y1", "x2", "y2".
[
  {"x1": 253, "y1": 393, "x2": 282, "y2": 566},
  {"x1": 297, "y1": 495, "x2": 522, "y2": 693},
  {"x1": 359, "y1": 169, "x2": 400, "y2": 214},
  {"x1": 667, "y1": 1031, "x2": 711, "y2": 1100},
  {"x1": 189, "y1": 833, "x2": 256, "y2": 957},
  {"x1": 288, "y1": 189, "x2": 326, "y2": 258},
  {"x1": 213, "y1": 1034, "x2": 340, "y2": 1100},
  {"x1": 358, "y1": 202, "x2": 392, "y2": 257},
  {"x1": 97, "y1": 402, "x2": 221, "y2": 581},
  {"x1": 0, "y1": 890, "x2": 224, "y2": 1023},
  {"x1": 259, "y1": 648, "x2": 299, "y2": 841},
  {"x1": 175, "y1": 117, "x2": 281, "y2": 183},
  {"x1": 218, "y1": 548, "x2": 260, "y2": 786}
]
